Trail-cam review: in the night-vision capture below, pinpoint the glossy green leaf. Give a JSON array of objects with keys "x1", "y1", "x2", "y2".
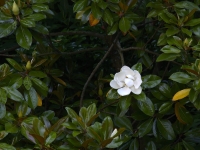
[
  {"x1": 16, "y1": 26, "x2": 32, "y2": 50},
  {"x1": 108, "y1": 22, "x2": 118, "y2": 35},
  {"x1": 167, "y1": 36, "x2": 183, "y2": 49},
  {"x1": 29, "y1": 71, "x2": 47, "y2": 78},
  {"x1": 157, "y1": 119, "x2": 175, "y2": 140},
  {"x1": 161, "y1": 45, "x2": 181, "y2": 53},
  {"x1": 3, "y1": 87, "x2": 24, "y2": 101},
  {"x1": 9, "y1": 75, "x2": 23, "y2": 89},
  {"x1": 189, "y1": 88, "x2": 199, "y2": 103},
  {"x1": 146, "y1": 141, "x2": 156, "y2": 150},
  {"x1": 31, "y1": 77, "x2": 48, "y2": 96},
  {"x1": 169, "y1": 72, "x2": 195, "y2": 84},
  {"x1": 131, "y1": 63, "x2": 142, "y2": 73},
  {"x1": 0, "y1": 131, "x2": 8, "y2": 140},
  {"x1": 166, "y1": 26, "x2": 179, "y2": 37},
  {"x1": 114, "y1": 116, "x2": 132, "y2": 132},
  {"x1": 32, "y1": 0, "x2": 53, "y2": 3},
  {"x1": 5, "y1": 122, "x2": 18, "y2": 133},
  {"x1": 181, "y1": 28, "x2": 192, "y2": 37},
  {"x1": 174, "y1": 1, "x2": 200, "y2": 11},
  {"x1": 119, "y1": 17, "x2": 131, "y2": 33},
  {"x1": 86, "y1": 103, "x2": 97, "y2": 124},
  {"x1": 182, "y1": 140, "x2": 195, "y2": 150},
  {"x1": 192, "y1": 25, "x2": 200, "y2": 37},
  {"x1": 16, "y1": 103, "x2": 31, "y2": 117},
  {"x1": 129, "y1": 138, "x2": 139, "y2": 150},
  {"x1": 45, "y1": 131, "x2": 56, "y2": 145},
  {"x1": 102, "y1": 116, "x2": 113, "y2": 139},
  {"x1": 157, "y1": 33, "x2": 167, "y2": 46},
  {"x1": 0, "y1": 143, "x2": 16, "y2": 150},
  {"x1": 159, "y1": 102, "x2": 173, "y2": 114},
  {"x1": 65, "y1": 107, "x2": 79, "y2": 119},
  {"x1": 0, "y1": 88, "x2": 7, "y2": 104},
  {"x1": 0, "y1": 103, "x2": 6, "y2": 119},
  {"x1": 151, "y1": 89, "x2": 168, "y2": 101},
  {"x1": 133, "y1": 92, "x2": 146, "y2": 102},
  {"x1": 23, "y1": 76, "x2": 32, "y2": 90},
  {"x1": 158, "y1": 83, "x2": 173, "y2": 98},
  {"x1": 21, "y1": 8, "x2": 33, "y2": 16},
  {"x1": 137, "y1": 97, "x2": 155, "y2": 116},
  {"x1": 0, "y1": 21, "x2": 17, "y2": 38},
  {"x1": 185, "y1": 19, "x2": 200, "y2": 26},
  {"x1": 102, "y1": 9, "x2": 114, "y2": 26},
  {"x1": 32, "y1": 4, "x2": 49, "y2": 12},
  {"x1": 91, "y1": 2, "x2": 102, "y2": 19},
  {"x1": 26, "y1": 13, "x2": 46, "y2": 21},
  {"x1": 119, "y1": 95, "x2": 131, "y2": 111},
  {"x1": 142, "y1": 75, "x2": 161, "y2": 89},
  {"x1": 31, "y1": 24, "x2": 49, "y2": 34},
  {"x1": 106, "y1": 89, "x2": 120, "y2": 100},
  {"x1": 156, "y1": 53, "x2": 180, "y2": 62},
  {"x1": 6, "y1": 58, "x2": 23, "y2": 71},
  {"x1": 73, "y1": 0, "x2": 88, "y2": 12},
  {"x1": 20, "y1": 18, "x2": 36, "y2": 28},
  {"x1": 138, "y1": 119, "x2": 153, "y2": 137},
  {"x1": 98, "y1": 0, "x2": 108, "y2": 9},
  {"x1": 24, "y1": 87, "x2": 38, "y2": 109}
]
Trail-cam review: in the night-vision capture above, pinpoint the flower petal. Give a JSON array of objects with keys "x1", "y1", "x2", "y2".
[
  {"x1": 131, "y1": 86, "x2": 142, "y2": 95},
  {"x1": 121, "y1": 66, "x2": 130, "y2": 71},
  {"x1": 125, "y1": 78, "x2": 134, "y2": 87},
  {"x1": 110, "y1": 80, "x2": 121, "y2": 89},
  {"x1": 132, "y1": 70, "x2": 142, "y2": 89},
  {"x1": 117, "y1": 87, "x2": 131, "y2": 96},
  {"x1": 110, "y1": 128, "x2": 117, "y2": 137},
  {"x1": 114, "y1": 71, "x2": 126, "y2": 82}
]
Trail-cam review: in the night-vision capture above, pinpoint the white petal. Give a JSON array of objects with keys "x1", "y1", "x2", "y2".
[
  {"x1": 131, "y1": 86, "x2": 142, "y2": 95},
  {"x1": 121, "y1": 66, "x2": 130, "y2": 71},
  {"x1": 132, "y1": 70, "x2": 142, "y2": 89},
  {"x1": 110, "y1": 128, "x2": 117, "y2": 137},
  {"x1": 114, "y1": 72, "x2": 126, "y2": 82},
  {"x1": 117, "y1": 87, "x2": 131, "y2": 96},
  {"x1": 126, "y1": 74, "x2": 135, "y2": 80},
  {"x1": 110, "y1": 80, "x2": 121, "y2": 89},
  {"x1": 125, "y1": 78, "x2": 134, "y2": 87}
]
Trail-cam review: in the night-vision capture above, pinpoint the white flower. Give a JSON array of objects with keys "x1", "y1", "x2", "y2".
[
  {"x1": 110, "y1": 128, "x2": 118, "y2": 138},
  {"x1": 110, "y1": 66, "x2": 142, "y2": 96}
]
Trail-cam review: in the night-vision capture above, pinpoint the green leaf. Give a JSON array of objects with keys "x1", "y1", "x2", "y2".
[
  {"x1": 119, "y1": 95, "x2": 131, "y2": 110},
  {"x1": 86, "y1": 103, "x2": 97, "y2": 124},
  {"x1": 0, "y1": 88, "x2": 7, "y2": 104},
  {"x1": 106, "y1": 89, "x2": 120, "y2": 100},
  {"x1": 29, "y1": 71, "x2": 47, "y2": 78},
  {"x1": 5, "y1": 122, "x2": 18, "y2": 133},
  {"x1": 31, "y1": 24, "x2": 49, "y2": 35},
  {"x1": 174, "y1": 1, "x2": 200, "y2": 11},
  {"x1": 181, "y1": 28, "x2": 192, "y2": 37},
  {"x1": 151, "y1": 89, "x2": 168, "y2": 101},
  {"x1": 169, "y1": 72, "x2": 195, "y2": 84},
  {"x1": 24, "y1": 87, "x2": 38, "y2": 109},
  {"x1": 3, "y1": 87, "x2": 24, "y2": 102},
  {"x1": 157, "y1": 33, "x2": 167, "y2": 46},
  {"x1": 91, "y1": 2, "x2": 102, "y2": 19},
  {"x1": 87, "y1": 125, "x2": 102, "y2": 143},
  {"x1": 21, "y1": 8, "x2": 33, "y2": 16},
  {"x1": 156, "y1": 53, "x2": 180, "y2": 62},
  {"x1": 79, "y1": 107, "x2": 87, "y2": 123},
  {"x1": 137, "y1": 97, "x2": 155, "y2": 116},
  {"x1": 23, "y1": 76, "x2": 32, "y2": 90},
  {"x1": 108, "y1": 22, "x2": 118, "y2": 35},
  {"x1": 0, "y1": 21, "x2": 17, "y2": 38},
  {"x1": 132, "y1": 92, "x2": 146, "y2": 102},
  {"x1": 26, "y1": 13, "x2": 46, "y2": 21},
  {"x1": 142, "y1": 75, "x2": 161, "y2": 89},
  {"x1": 0, "y1": 103, "x2": 6, "y2": 119},
  {"x1": 0, "y1": 131, "x2": 8, "y2": 140},
  {"x1": 0, "y1": 11, "x2": 13, "y2": 23},
  {"x1": 16, "y1": 103, "x2": 31, "y2": 117},
  {"x1": 73, "y1": 0, "x2": 88, "y2": 12},
  {"x1": 6, "y1": 58, "x2": 23, "y2": 71},
  {"x1": 114, "y1": 116, "x2": 132, "y2": 132},
  {"x1": 161, "y1": 45, "x2": 181, "y2": 54},
  {"x1": 189, "y1": 88, "x2": 199, "y2": 103},
  {"x1": 192, "y1": 25, "x2": 200, "y2": 37},
  {"x1": 65, "y1": 107, "x2": 79, "y2": 119},
  {"x1": 31, "y1": 77, "x2": 48, "y2": 96},
  {"x1": 146, "y1": 141, "x2": 156, "y2": 150},
  {"x1": 45, "y1": 131, "x2": 56, "y2": 145},
  {"x1": 158, "y1": 83, "x2": 173, "y2": 98},
  {"x1": 9, "y1": 75, "x2": 23, "y2": 89},
  {"x1": 138, "y1": 119, "x2": 153, "y2": 138},
  {"x1": 98, "y1": 0, "x2": 108, "y2": 9},
  {"x1": 20, "y1": 18, "x2": 36, "y2": 28},
  {"x1": 119, "y1": 17, "x2": 131, "y2": 33},
  {"x1": 102, "y1": 9, "x2": 114, "y2": 26},
  {"x1": 157, "y1": 119, "x2": 175, "y2": 140},
  {"x1": 159, "y1": 102, "x2": 173, "y2": 114},
  {"x1": 32, "y1": 4, "x2": 49, "y2": 12},
  {"x1": 131, "y1": 63, "x2": 142, "y2": 73},
  {"x1": 167, "y1": 36, "x2": 183, "y2": 49},
  {"x1": 185, "y1": 18, "x2": 200, "y2": 26},
  {"x1": 16, "y1": 26, "x2": 32, "y2": 50},
  {"x1": 129, "y1": 139, "x2": 139, "y2": 150},
  {"x1": 102, "y1": 116, "x2": 113, "y2": 139},
  {"x1": 0, "y1": 143, "x2": 16, "y2": 150},
  {"x1": 166, "y1": 26, "x2": 180, "y2": 37},
  {"x1": 182, "y1": 140, "x2": 195, "y2": 150}
]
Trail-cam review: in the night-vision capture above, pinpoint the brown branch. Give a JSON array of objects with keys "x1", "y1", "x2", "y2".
[
  {"x1": 0, "y1": 45, "x2": 20, "y2": 54},
  {"x1": 121, "y1": 47, "x2": 159, "y2": 55},
  {"x1": 80, "y1": 33, "x2": 120, "y2": 107},
  {"x1": 49, "y1": 31, "x2": 105, "y2": 39},
  {"x1": 0, "y1": 54, "x2": 19, "y2": 57},
  {"x1": 37, "y1": 48, "x2": 107, "y2": 56},
  {"x1": 116, "y1": 41, "x2": 125, "y2": 66}
]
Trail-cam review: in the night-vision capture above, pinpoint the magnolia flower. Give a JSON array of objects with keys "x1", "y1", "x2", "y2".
[{"x1": 110, "y1": 66, "x2": 142, "y2": 96}]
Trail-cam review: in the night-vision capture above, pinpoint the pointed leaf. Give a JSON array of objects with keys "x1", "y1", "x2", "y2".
[{"x1": 172, "y1": 89, "x2": 191, "y2": 101}]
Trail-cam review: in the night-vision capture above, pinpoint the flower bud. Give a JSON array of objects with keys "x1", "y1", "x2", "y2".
[
  {"x1": 12, "y1": 1, "x2": 19, "y2": 16},
  {"x1": 26, "y1": 61, "x2": 31, "y2": 70}
]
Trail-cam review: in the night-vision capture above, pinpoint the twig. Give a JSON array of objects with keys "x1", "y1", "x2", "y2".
[
  {"x1": 162, "y1": 62, "x2": 170, "y2": 79},
  {"x1": 37, "y1": 48, "x2": 107, "y2": 56},
  {"x1": 0, "y1": 54, "x2": 19, "y2": 57},
  {"x1": 121, "y1": 47, "x2": 159, "y2": 55},
  {"x1": 49, "y1": 31, "x2": 105, "y2": 39},
  {"x1": 116, "y1": 41, "x2": 125, "y2": 66},
  {"x1": 80, "y1": 33, "x2": 120, "y2": 107},
  {"x1": 0, "y1": 45, "x2": 20, "y2": 54},
  {"x1": 98, "y1": 100, "x2": 119, "y2": 112}
]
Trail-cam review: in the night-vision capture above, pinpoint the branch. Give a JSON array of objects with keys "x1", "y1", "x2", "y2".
[
  {"x1": 49, "y1": 31, "x2": 105, "y2": 39},
  {"x1": 0, "y1": 45, "x2": 20, "y2": 54},
  {"x1": 0, "y1": 54, "x2": 18, "y2": 57},
  {"x1": 121, "y1": 47, "x2": 159, "y2": 55},
  {"x1": 37, "y1": 48, "x2": 107, "y2": 56},
  {"x1": 45, "y1": 35, "x2": 60, "y2": 53},
  {"x1": 80, "y1": 33, "x2": 120, "y2": 107},
  {"x1": 116, "y1": 41, "x2": 125, "y2": 66}
]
